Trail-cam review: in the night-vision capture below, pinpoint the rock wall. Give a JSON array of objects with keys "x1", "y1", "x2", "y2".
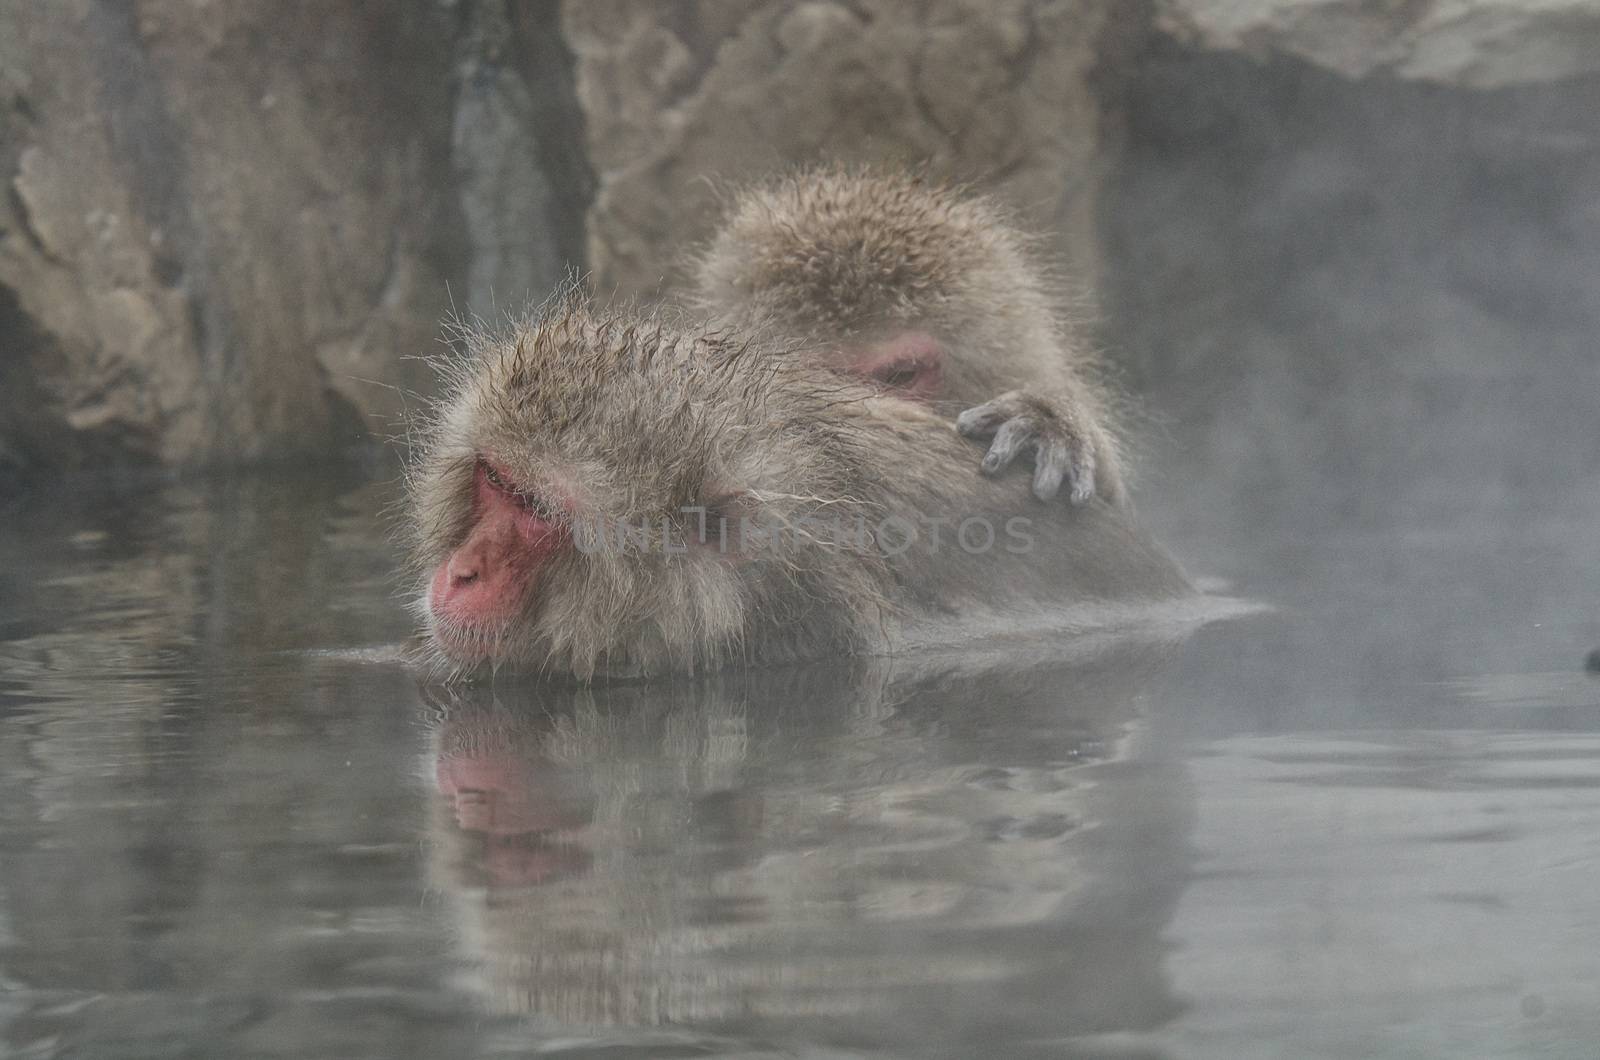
[
  {"x1": 5, "y1": 0, "x2": 1597, "y2": 497},
  {"x1": 563, "y1": 0, "x2": 1144, "y2": 302},
  {"x1": 1155, "y1": 0, "x2": 1600, "y2": 88},
  {"x1": 0, "y1": 0, "x2": 588, "y2": 484}
]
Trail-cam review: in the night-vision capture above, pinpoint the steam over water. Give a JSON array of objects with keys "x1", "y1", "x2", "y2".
[
  {"x1": 5, "y1": 40, "x2": 1600, "y2": 1060},
  {"x1": 0, "y1": 448, "x2": 1595, "y2": 1057}
]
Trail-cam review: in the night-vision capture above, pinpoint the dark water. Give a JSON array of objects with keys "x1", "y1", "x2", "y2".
[{"x1": 2, "y1": 465, "x2": 1598, "y2": 1059}]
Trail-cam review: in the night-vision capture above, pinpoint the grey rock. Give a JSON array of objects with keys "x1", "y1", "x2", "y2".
[
  {"x1": 563, "y1": 0, "x2": 1143, "y2": 303},
  {"x1": 1156, "y1": 0, "x2": 1600, "y2": 88},
  {"x1": 5, "y1": 0, "x2": 1594, "y2": 482},
  {"x1": 0, "y1": 1, "x2": 587, "y2": 481}
]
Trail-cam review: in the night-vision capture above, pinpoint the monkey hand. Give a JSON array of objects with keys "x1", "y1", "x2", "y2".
[{"x1": 956, "y1": 390, "x2": 1101, "y2": 504}]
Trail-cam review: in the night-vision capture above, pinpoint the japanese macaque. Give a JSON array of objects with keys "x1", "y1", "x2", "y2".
[
  {"x1": 690, "y1": 168, "x2": 1126, "y2": 505},
  {"x1": 406, "y1": 293, "x2": 1189, "y2": 679}
]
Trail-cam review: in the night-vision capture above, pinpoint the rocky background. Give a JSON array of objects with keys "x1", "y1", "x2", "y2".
[
  {"x1": 0, "y1": 0, "x2": 589, "y2": 480},
  {"x1": 3, "y1": 0, "x2": 1598, "y2": 533}
]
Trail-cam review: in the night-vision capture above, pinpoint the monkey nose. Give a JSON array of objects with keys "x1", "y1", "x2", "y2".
[{"x1": 447, "y1": 550, "x2": 483, "y2": 586}]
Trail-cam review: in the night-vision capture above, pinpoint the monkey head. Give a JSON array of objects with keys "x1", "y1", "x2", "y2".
[
  {"x1": 406, "y1": 296, "x2": 891, "y2": 679},
  {"x1": 691, "y1": 167, "x2": 1070, "y2": 410}
]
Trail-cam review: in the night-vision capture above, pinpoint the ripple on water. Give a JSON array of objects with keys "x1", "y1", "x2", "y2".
[{"x1": 1159, "y1": 730, "x2": 1600, "y2": 1059}]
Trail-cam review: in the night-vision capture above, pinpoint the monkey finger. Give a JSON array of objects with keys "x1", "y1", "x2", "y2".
[
  {"x1": 956, "y1": 401, "x2": 1014, "y2": 439},
  {"x1": 1064, "y1": 442, "x2": 1096, "y2": 506},
  {"x1": 1032, "y1": 437, "x2": 1071, "y2": 501},
  {"x1": 981, "y1": 419, "x2": 1033, "y2": 475}
]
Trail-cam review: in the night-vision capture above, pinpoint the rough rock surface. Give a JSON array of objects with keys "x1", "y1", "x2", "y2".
[
  {"x1": 563, "y1": 0, "x2": 1144, "y2": 303},
  {"x1": 7, "y1": 0, "x2": 1597, "y2": 483},
  {"x1": 0, "y1": 1, "x2": 587, "y2": 483},
  {"x1": 1156, "y1": 0, "x2": 1600, "y2": 88}
]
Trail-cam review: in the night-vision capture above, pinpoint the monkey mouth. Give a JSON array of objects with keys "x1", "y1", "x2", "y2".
[{"x1": 427, "y1": 611, "x2": 514, "y2": 664}]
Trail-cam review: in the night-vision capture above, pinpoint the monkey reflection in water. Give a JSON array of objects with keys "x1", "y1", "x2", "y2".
[{"x1": 422, "y1": 646, "x2": 1189, "y2": 1042}]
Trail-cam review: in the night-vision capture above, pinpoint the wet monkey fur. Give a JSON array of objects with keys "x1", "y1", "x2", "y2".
[
  {"x1": 405, "y1": 295, "x2": 1188, "y2": 680},
  {"x1": 691, "y1": 168, "x2": 1127, "y2": 505}
]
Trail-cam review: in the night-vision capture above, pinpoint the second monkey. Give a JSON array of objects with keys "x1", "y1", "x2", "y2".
[{"x1": 691, "y1": 168, "x2": 1127, "y2": 506}]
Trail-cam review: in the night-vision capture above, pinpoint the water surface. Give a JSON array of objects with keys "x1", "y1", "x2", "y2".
[{"x1": 1, "y1": 465, "x2": 1596, "y2": 1058}]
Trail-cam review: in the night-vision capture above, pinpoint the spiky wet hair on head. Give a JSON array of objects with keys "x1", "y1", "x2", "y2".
[
  {"x1": 404, "y1": 288, "x2": 893, "y2": 680},
  {"x1": 691, "y1": 165, "x2": 1057, "y2": 337}
]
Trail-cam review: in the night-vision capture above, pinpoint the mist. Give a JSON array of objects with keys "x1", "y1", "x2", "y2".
[{"x1": 2, "y1": 3, "x2": 1599, "y2": 1057}]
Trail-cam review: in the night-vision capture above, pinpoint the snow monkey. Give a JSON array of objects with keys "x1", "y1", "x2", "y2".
[
  {"x1": 405, "y1": 294, "x2": 1188, "y2": 679},
  {"x1": 690, "y1": 168, "x2": 1127, "y2": 506}
]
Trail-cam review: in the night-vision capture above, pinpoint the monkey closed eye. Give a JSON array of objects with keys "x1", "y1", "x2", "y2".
[
  {"x1": 480, "y1": 459, "x2": 564, "y2": 522},
  {"x1": 956, "y1": 391, "x2": 1097, "y2": 505},
  {"x1": 871, "y1": 360, "x2": 924, "y2": 389},
  {"x1": 853, "y1": 332, "x2": 945, "y2": 401}
]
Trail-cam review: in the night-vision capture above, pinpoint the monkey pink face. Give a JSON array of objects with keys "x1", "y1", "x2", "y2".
[
  {"x1": 849, "y1": 331, "x2": 945, "y2": 401},
  {"x1": 436, "y1": 749, "x2": 587, "y2": 835},
  {"x1": 437, "y1": 749, "x2": 593, "y2": 885},
  {"x1": 427, "y1": 459, "x2": 570, "y2": 658}
]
